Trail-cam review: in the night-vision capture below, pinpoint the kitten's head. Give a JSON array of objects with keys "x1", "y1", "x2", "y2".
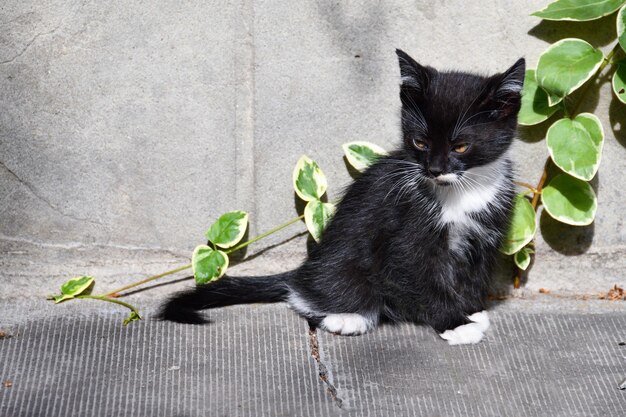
[{"x1": 396, "y1": 49, "x2": 524, "y2": 186}]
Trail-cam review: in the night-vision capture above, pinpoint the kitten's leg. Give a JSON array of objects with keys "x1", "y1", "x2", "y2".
[
  {"x1": 439, "y1": 252, "x2": 492, "y2": 344},
  {"x1": 319, "y1": 313, "x2": 377, "y2": 336},
  {"x1": 287, "y1": 291, "x2": 378, "y2": 336}
]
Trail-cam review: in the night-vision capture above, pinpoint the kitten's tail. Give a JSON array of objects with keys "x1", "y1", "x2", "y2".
[{"x1": 157, "y1": 271, "x2": 293, "y2": 324}]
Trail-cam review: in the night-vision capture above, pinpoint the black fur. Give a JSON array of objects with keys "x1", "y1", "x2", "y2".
[
  {"x1": 159, "y1": 49, "x2": 525, "y2": 335},
  {"x1": 159, "y1": 272, "x2": 292, "y2": 324}
]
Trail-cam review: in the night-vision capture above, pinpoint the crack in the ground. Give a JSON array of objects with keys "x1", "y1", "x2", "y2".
[
  {"x1": 0, "y1": 0, "x2": 90, "y2": 65},
  {"x1": 0, "y1": 160, "x2": 103, "y2": 226},
  {"x1": 0, "y1": 30, "x2": 55, "y2": 65},
  {"x1": 307, "y1": 326, "x2": 343, "y2": 409}
]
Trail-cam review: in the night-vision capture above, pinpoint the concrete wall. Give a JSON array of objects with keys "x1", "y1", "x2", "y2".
[{"x1": 1, "y1": 0, "x2": 625, "y2": 296}]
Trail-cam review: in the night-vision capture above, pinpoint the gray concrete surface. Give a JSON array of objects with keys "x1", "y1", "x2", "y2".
[
  {"x1": 1, "y1": 0, "x2": 626, "y2": 296},
  {"x1": 1, "y1": 299, "x2": 625, "y2": 417}
]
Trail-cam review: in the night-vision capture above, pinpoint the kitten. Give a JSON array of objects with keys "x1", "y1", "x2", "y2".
[{"x1": 159, "y1": 49, "x2": 524, "y2": 345}]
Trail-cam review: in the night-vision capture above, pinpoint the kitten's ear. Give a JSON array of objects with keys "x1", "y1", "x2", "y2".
[
  {"x1": 488, "y1": 58, "x2": 526, "y2": 118},
  {"x1": 396, "y1": 49, "x2": 430, "y2": 92},
  {"x1": 497, "y1": 58, "x2": 525, "y2": 97}
]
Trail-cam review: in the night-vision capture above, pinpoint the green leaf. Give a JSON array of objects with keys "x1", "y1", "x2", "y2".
[
  {"x1": 292, "y1": 155, "x2": 328, "y2": 202},
  {"x1": 532, "y1": 0, "x2": 626, "y2": 21},
  {"x1": 541, "y1": 174, "x2": 597, "y2": 226},
  {"x1": 613, "y1": 61, "x2": 626, "y2": 104},
  {"x1": 619, "y1": 5, "x2": 626, "y2": 52},
  {"x1": 536, "y1": 39, "x2": 604, "y2": 106},
  {"x1": 304, "y1": 200, "x2": 336, "y2": 243},
  {"x1": 205, "y1": 210, "x2": 249, "y2": 249},
  {"x1": 514, "y1": 247, "x2": 533, "y2": 271},
  {"x1": 123, "y1": 310, "x2": 142, "y2": 326},
  {"x1": 518, "y1": 69, "x2": 559, "y2": 126},
  {"x1": 192, "y1": 245, "x2": 229, "y2": 285},
  {"x1": 500, "y1": 195, "x2": 537, "y2": 255},
  {"x1": 546, "y1": 114, "x2": 604, "y2": 181},
  {"x1": 342, "y1": 141, "x2": 388, "y2": 172},
  {"x1": 51, "y1": 276, "x2": 95, "y2": 303}
]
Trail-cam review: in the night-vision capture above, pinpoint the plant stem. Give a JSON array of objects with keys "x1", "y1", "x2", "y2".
[
  {"x1": 102, "y1": 264, "x2": 192, "y2": 298},
  {"x1": 102, "y1": 213, "x2": 306, "y2": 297},
  {"x1": 514, "y1": 181, "x2": 539, "y2": 193},
  {"x1": 76, "y1": 295, "x2": 141, "y2": 316},
  {"x1": 225, "y1": 214, "x2": 305, "y2": 254},
  {"x1": 531, "y1": 159, "x2": 550, "y2": 210},
  {"x1": 513, "y1": 270, "x2": 522, "y2": 289}
]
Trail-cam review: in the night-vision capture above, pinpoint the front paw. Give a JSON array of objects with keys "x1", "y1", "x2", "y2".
[
  {"x1": 468, "y1": 310, "x2": 490, "y2": 332},
  {"x1": 320, "y1": 313, "x2": 372, "y2": 336},
  {"x1": 440, "y1": 311, "x2": 490, "y2": 345}
]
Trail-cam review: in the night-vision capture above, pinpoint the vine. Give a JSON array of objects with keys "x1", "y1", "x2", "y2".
[
  {"x1": 503, "y1": 0, "x2": 626, "y2": 287},
  {"x1": 47, "y1": 143, "x2": 386, "y2": 325}
]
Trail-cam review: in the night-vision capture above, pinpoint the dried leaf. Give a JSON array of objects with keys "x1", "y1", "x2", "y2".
[{"x1": 602, "y1": 284, "x2": 625, "y2": 301}]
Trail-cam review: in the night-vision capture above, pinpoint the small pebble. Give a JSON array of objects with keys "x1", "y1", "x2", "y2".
[{"x1": 619, "y1": 378, "x2": 626, "y2": 390}]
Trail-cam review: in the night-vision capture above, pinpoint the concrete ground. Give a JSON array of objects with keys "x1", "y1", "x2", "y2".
[{"x1": 1, "y1": 292, "x2": 625, "y2": 416}]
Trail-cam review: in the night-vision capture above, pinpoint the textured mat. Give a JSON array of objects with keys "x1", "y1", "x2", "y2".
[
  {"x1": 317, "y1": 312, "x2": 626, "y2": 416},
  {"x1": 0, "y1": 304, "x2": 335, "y2": 417},
  {"x1": 1, "y1": 304, "x2": 625, "y2": 417}
]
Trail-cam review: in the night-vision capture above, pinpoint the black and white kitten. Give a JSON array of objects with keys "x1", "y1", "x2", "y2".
[{"x1": 159, "y1": 49, "x2": 525, "y2": 345}]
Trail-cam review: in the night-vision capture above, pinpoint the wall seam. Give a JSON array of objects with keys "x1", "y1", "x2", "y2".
[{"x1": 234, "y1": 0, "x2": 257, "y2": 236}]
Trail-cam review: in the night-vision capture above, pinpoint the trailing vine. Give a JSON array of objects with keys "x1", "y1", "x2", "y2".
[{"x1": 47, "y1": 142, "x2": 386, "y2": 325}]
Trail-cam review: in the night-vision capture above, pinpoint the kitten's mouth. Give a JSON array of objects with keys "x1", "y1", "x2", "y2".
[{"x1": 432, "y1": 173, "x2": 459, "y2": 186}]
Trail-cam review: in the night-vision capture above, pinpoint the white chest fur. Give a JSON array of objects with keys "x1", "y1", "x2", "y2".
[{"x1": 435, "y1": 158, "x2": 508, "y2": 251}]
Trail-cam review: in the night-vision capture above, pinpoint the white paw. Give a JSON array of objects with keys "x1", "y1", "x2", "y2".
[
  {"x1": 468, "y1": 310, "x2": 490, "y2": 332},
  {"x1": 320, "y1": 314, "x2": 371, "y2": 336},
  {"x1": 440, "y1": 322, "x2": 485, "y2": 345}
]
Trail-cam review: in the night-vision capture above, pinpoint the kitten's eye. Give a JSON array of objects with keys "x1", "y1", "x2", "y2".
[
  {"x1": 453, "y1": 143, "x2": 469, "y2": 154},
  {"x1": 413, "y1": 139, "x2": 428, "y2": 151}
]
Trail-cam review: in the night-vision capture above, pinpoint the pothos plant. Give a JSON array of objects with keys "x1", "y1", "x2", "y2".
[
  {"x1": 501, "y1": 0, "x2": 626, "y2": 287},
  {"x1": 47, "y1": 141, "x2": 387, "y2": 325}
]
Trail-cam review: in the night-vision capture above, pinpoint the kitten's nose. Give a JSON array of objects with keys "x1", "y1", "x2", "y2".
[{"x1": 428, "y1": 166, "x2": 443, "y2": 177}]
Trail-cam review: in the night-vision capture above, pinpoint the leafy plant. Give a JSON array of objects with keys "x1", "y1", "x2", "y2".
[
  {"x1": 47, "y1": 275, "x2": 142, "y2": 326},
  {"x1": 293, "y1": 155, "x2": 335, "y2": 242},
  {"x1": 291, "y1": 143, "x2": 388, "y2": 242},
  {"x1": 193, "y1": 211, "x2": 248, "y2": 284},
  {"x1": 504, "y1": 0, "x2": 626, "y2": 285},
  {"x1": 342, "y1": 141, "x2": 389, "y2": 172}
]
